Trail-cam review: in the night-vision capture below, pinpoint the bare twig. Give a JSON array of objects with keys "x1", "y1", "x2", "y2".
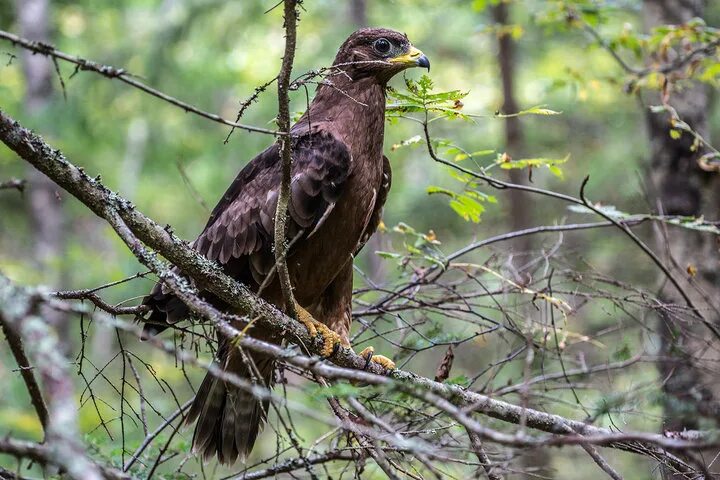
[
  {"x1": 0, "y1": 178, "x2": 26, "y2": 193},
  {"x1": 273, "y1": 0, "x2": 300, "y2": 319},
  {"x1": 0, "y1": 29, "x2": 281, "y2": 137},
  {"x1": 420, "y1": 121, "x2": 716, "y2": 341},
  {"x1": 123, "y1": 399, "x2": 192, "y2": 472},
  {"x1": 467, "y1": 430, "x2": 502, "y2": 480},
  {"x1": 0, "y1": 317, "x2": 49, "y2": 434},
  {"x1": 231, "y1": 450, "x2": 355, "y2": 480},
  {"x1": 0, "y1": 437, "x2": 129, "y2": 480}
]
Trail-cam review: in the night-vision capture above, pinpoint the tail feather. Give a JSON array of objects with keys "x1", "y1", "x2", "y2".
[
  {"x1": 186, "y1": 354, "x2": 274, "y2": 464},
  {"x1": 141, "y1": 277, "x2": 273, "y2": 464}
]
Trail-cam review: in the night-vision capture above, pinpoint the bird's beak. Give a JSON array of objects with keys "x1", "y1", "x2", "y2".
[{"x1": 389, "y1": 46, "x2": 430, "y2": 71}]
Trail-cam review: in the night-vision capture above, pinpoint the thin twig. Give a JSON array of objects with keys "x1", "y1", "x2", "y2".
[
  {"x1": 0, "y1": 317, "x2": 49, "y2": 434},
  {"x1": 272, "y1": 0, "x2": 300, "y2": 319},
  {"x1": 0, "y1": 29, "x2": 281, "y2": 137},
  {"x1": 0, "y1": 178, "x2": 26, "y2": 193}
]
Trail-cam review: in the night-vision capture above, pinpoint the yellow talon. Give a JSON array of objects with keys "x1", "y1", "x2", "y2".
[
  {"x1": 358, "y1": 346, "x2": 396, "y2": 370},
  {"x1": 295, "y1": 303, "x2": 342, "y2": 357}
]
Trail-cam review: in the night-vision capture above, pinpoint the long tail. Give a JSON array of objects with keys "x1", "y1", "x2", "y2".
[
  {"x1": 140, "y1": 282, "x2": 272, "y2": 464},
  {"x1": 184, "y1": 350, "x2": 274, "y2": 464}
]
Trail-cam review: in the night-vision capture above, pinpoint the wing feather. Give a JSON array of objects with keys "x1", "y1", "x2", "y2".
[
  {"x1": 195, "y1": 130, "x2": 351, "y2": 286},
  {"x1": 355, "y1": 154, "x2": 392, "y2": 254}
]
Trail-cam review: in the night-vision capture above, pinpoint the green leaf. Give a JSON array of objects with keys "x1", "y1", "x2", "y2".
[
  {"x1": 309, "y1": 382, "x2": 367, "y2": 399},
  {"x1": 453, "y1": 149, "x2": 495, "y2": 161},
  {"x1": 450, "y1": 196, "x2": 484, "y2": 223},
  {"x1": 427, "y1": 186, "x2": 456, "y2": 197},
  {"x1": 393, "y1": 222, "x2": 417, "y2": 235},
  {"x1": 447, "y1": 375, "x2": 471, "y2": 387},
  {"x1": 497, "y1": 154, "x2": 570, "y2": 179},
  {"x1": 517, "y1": 105, "x2": 562, "y2": 116},
  {"x1": 548, "y1": 165, "x2": 564, "y2": 179},
  {"x1": 376, "y1": 250, "x2": 402, "y2": 259},
  {"x1": 613, "y1": 342, "x2": 632, "y2": 361},
  {"x1": 496, "y1": 104, "x2": 562, "y2": 118}
]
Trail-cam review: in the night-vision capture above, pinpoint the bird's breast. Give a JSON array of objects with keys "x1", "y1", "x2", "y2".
[{"x1": 288, "y1": 151, "x2": 384, "y2": 306}]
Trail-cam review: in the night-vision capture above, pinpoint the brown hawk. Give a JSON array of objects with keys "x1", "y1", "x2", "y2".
[{"x1": 140, "y1": 27, "x2": 429, "y2": 464}]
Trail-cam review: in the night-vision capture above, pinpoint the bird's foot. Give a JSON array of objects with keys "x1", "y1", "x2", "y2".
[
  {"x1": 295, "y1": 303, "x2": 342, "y2": 357},
  {"x1": 357, "y1": 346, "x2": 396, "y2": 370}
]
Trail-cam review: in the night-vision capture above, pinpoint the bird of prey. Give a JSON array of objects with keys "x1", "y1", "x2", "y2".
[{"x1": 140, "y1": 27, "x2": 430, "y2": 464}]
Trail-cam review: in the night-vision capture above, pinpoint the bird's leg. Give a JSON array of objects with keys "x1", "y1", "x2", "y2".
[
  {"x1": 294, "y1": 303, "x2": 342, "y2": 357},
  {"x1": 357, "y1": 346, "x2": 396, "y2": 370}
]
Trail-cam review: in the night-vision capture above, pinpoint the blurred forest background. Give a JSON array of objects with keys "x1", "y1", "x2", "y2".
[{"x1": 1, "y1": 0, "x2": 719, "y2": 479}]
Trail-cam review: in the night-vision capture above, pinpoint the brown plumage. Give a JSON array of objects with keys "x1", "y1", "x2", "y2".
[{"x1": 140, "y1": 27, "x2": 429, "y2": 464}]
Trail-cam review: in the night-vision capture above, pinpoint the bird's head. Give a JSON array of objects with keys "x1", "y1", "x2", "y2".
[{"x1": 332, "y1": 28, "x2": 430, "y2": 84}]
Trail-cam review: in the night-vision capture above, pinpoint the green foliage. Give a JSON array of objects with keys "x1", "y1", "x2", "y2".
[
  {"x1": 427, "y1": 185, "x2": 496, "y2": 223},
  {"x1": 377, "y1": 222, "x2": 446, "y2": 269},
  {"x1": 387, "y1": 75, "x2": 469, "y2": 120},
  {"x1": 386, "y1": 70, "x2": 566, "y2": 225},
  {"x1": 613, "y1": 342, "x2": 632, "y2": 361},
  {"x1": 495, "y1": 153, "x2": 570, "y2": 180},
  {"x1": 494, "y1": 104, "x2": 563, "y2": 117}
]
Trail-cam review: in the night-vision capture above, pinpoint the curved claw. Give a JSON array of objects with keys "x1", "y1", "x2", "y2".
[
  {"x1": 357, "y1": 346, "x2": 396, "y2": 370},
  {"x1": 296, "y1": 303, "x2": 342, "y2": 357}
]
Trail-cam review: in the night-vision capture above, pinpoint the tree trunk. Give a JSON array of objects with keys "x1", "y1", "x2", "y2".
[
  {"x1": 16, "y1": 0, "x2": 68, "y2": 340},
  {"x1": 643, "y1": 0, "x2": 720, "y2": 474},
  {"x1": 349, "y1": 0, "x2": 368, "y2": 28},
  {"x1": 491, "y1": 4, "x2": 551, "y2": 478},
  {"x1": 492, "y1": 1, "x2": 531, "y2": 255}
]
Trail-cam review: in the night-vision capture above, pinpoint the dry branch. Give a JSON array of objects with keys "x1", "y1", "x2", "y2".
[{"x1": 0, "y1": 178, "x2": 26, "y2": 193}]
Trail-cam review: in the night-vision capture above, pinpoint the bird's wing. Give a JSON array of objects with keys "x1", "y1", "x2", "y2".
[
  {"x1": 194, "y1": 130, "x2": 351, "y2": 284},
  {"x1": 355, "y1": 154, "x2": 392, "y2": 255}
]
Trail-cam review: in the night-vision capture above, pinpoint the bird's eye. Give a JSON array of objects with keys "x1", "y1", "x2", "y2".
[{"x1": 373, "y1": 38, "x2": 391, "y2": 55}]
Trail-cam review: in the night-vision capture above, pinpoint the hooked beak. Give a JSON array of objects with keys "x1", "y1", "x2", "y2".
[{"x1": 388, "y1": 45, "x2": 431, "y2": 71}]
